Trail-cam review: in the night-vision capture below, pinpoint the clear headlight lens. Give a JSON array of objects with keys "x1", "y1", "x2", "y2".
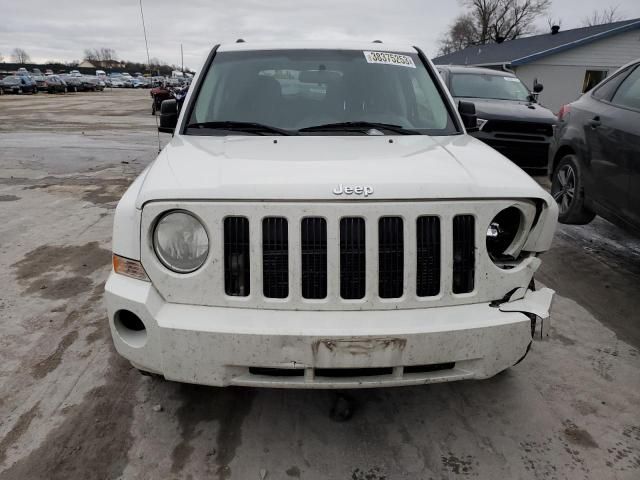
[
  {"x1": 153, "y1": 211, "x2": 209, "y2": 273},
  {"x1": 486, "y1": 207, "x2": 524, "y2": 265}
]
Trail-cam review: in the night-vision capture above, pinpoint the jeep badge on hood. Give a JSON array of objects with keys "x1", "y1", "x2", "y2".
[{"x1": 332, "y1": 184, "x2": 374, "y2": 197}]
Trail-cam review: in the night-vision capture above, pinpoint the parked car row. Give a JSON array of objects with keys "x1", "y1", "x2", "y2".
[
  {"x1": 101, "y1": 72, "x2": 190, "y2": 89},
  {"x1": 1, "y1": 66, "x2": 194, "y2": 95},
  {"x1": 0, "y1": 68, "x2": 107, "y2": 95}
]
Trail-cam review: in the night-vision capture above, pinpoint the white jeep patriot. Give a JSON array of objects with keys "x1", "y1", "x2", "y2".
[{"x1": 105, "y1": 42, "x2": 557, "y2": 388}]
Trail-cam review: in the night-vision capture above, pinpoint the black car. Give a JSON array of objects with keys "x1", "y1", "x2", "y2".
[
  {"x1": 548, "y1": 59, "x2": 640, "y2": 235},
  {"x1": 0, "y1": 75, "x2": 38, "y2": 94},
  {"x1": 60, "y1": 74, "x2": 82, "y2": 92},
  {"x1": 437, "y1": 65, "x2": 556, "y2": 170},
  {"x1": 44, "y1": 75, "x2": 67, "y2": 94}
]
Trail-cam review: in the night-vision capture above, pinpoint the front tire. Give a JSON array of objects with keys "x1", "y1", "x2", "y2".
[{"x1": 551, "y1": 154, "x2": 596, "y2": 224}]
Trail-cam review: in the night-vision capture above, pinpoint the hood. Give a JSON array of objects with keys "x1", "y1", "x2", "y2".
[
  {"x1": 135, "y1": 134, "x2": 551, "y2": 208},
  {"x1": 455, "y1": 97, "x2": 557, "y2": 124}
]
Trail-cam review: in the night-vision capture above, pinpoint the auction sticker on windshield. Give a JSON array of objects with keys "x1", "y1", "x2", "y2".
[{"x1": 364, "y1": 51, "x2": 416, "y2": 68}]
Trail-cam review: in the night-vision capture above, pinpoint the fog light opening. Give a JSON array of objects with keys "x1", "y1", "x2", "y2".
[{"x1": 114, "y1": 310, "x2": 147, "y2": 348}]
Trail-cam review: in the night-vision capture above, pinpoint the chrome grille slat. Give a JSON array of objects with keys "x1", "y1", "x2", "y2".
[
  {"x1": 340, "y1": 217, "x2": 366, "y2": 300},
  {"x1": 379, "y1": 217, "x2": 404, "y2": 299},
  {"x1": 224, "y1": 216, "x2": 250, "y2": 296},
  {"x1": 301, "y1": 217, "x2": 327, "y2": 299},
  {"x1": 416, "y1": 216, "x2": 441, "y2": 297},
  {"x1": 262, "y1": 217, "x2": 288, "y2": 299},
  {"x1": 452, "y1": 215, "x2": 475, "y2": 294}
]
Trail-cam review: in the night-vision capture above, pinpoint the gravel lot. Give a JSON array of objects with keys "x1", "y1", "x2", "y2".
[{"x1": 0, "y1": 89, "x2": 639, "y2": 480}]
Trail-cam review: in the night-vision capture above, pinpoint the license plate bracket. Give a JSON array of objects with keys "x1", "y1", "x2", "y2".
[{"x1": 313, "y1": 337, "x2": 406, "y2": 369}]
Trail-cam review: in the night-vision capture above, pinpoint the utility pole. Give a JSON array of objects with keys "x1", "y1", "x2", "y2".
[{"x1": 181, "y1": 44, "x2": 184, "y2": 74}]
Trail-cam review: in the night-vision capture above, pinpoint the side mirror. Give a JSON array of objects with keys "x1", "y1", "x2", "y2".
[
  {"x1": 533, "y1": 80, "x2": 544, "y2": 93},
  {"x1": 458, "y1": 101, "x2": 478, "y2": 133},
  {"x1": 159, "y1": 99, "x2": 178, "y2": 134}
]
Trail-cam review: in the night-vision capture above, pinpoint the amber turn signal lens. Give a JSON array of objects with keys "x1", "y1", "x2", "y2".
[{"x1": 113, "y1": 254, "x2": 150, "y2": 282}]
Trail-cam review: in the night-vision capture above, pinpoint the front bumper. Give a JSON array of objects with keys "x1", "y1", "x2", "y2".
[{"x1": 105, "y1": 273, "x2": 554, "y2": 389}]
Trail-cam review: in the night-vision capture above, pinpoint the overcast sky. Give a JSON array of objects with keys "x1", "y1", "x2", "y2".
[{"x1": 1, "y1": 0, "x2": 639, "y2": 68}]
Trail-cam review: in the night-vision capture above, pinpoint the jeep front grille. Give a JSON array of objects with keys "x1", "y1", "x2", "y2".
[
  {"x1": 223, "y1": 214, "x2": 472, "y2": 301},
  {"x1": 143, "y1": 200, "x2": 539, "y2": 311}
]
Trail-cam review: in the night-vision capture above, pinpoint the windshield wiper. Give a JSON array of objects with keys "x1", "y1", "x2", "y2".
[
  {"x1": 186, "y1": 121, "x2": 294, "y2": 136},
  {"x1": 298, "y1": 121, "x2": 421, "y2": 135}
]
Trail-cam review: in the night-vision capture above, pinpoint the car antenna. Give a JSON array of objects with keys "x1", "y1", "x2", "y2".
[{"x1": 139, "y1": 0, "x2": 162, "y2": 153}]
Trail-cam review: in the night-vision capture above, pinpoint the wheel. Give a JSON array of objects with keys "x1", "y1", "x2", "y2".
[{"x1": 551, "y1": 154, "x2": 596, "y2": 224}]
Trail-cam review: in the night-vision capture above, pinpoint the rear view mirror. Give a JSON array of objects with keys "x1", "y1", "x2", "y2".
[
  {"x1": 298, "y1": 69, "x2": 342, "y2": 84},
  {"x1": 458, "y1": 101, "x2": 478, "y2": 133},
  {"x1": 159, "y1": 99, "x2": 178, "y2": 134}
]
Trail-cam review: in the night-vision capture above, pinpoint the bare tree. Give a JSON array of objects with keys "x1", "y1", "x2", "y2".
[
  {"x1": 582, "y1": 6, "x2": 623, "y2": 26},
  {"x1": 12, "y1": 48, "x2": 31, "y2": 64},
  {"x1": 98, "y1": 47, "x2": 117, "y2": 63},
  {"x1": 438, "y1": 14, "x2": 478, "y2": 55},
  {"x1": 438, "y1": 0, "x2": 551, "y2": 54},
  {"x1": 83, "y1": 48, "x2": 98, "y2": 63},
  {"x1": 83, "y1": 47, "x2": 118, "y2": 66},
  {"x1": 467, "y1": 0, "x2": 551, "y2": 42}
]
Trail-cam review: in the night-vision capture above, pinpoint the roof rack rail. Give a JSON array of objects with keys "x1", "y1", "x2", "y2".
[
  {"x1": 373, "y1": 40, "x2": 383, "y2": 43},
  {"x1": 236, "y1": 38, "x2": 245, "y2": 43}
]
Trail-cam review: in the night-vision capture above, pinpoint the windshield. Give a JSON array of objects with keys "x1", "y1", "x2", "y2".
[
  {"x1": 450, "y1": 73, "x2": 530, "y2": 101},
  {"x1": 186, "y1": 49, "x2": 457, "y2": 135}
]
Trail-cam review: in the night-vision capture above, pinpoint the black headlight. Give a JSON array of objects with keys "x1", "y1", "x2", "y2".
[{"x1": 486, "y1": 207, "x2": 524, "y2": 264}]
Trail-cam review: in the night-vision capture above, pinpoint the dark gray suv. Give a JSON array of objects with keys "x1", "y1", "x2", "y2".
[
  {"x1": 548, "y1": 59, "x2": 640, "y2": 235},
  {"x1": 437, "y1": 65, "x2": 556, "y2": 171}
]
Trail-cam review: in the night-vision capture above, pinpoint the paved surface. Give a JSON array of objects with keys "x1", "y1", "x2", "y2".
[{"x1": 0, "y1": 90, "x2": 639, "y2": 480}]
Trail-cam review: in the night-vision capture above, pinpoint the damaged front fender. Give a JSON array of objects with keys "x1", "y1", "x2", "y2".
[{"x1": 499, "y1": 288, "x2": 555, "y2": 339}]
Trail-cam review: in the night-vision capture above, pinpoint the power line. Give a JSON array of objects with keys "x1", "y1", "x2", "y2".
[{"x1": 139, "y1": 0, "x2": 161, "y2": 153}]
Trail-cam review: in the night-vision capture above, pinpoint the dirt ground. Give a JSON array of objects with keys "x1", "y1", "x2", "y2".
[{"x1": 0, "y1": 89, "x2": 639, "y2": 480}]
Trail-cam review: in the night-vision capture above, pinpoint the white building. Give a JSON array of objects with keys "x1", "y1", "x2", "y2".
[{"x1": 433, "y1": 19, "x2": 640, "y2": 112}]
